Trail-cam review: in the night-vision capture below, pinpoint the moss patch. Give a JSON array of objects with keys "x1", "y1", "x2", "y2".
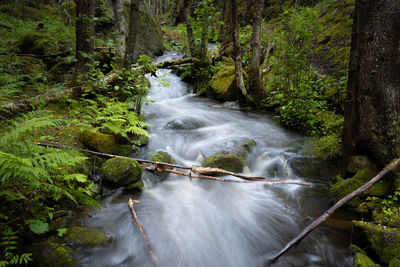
[
  {"x1": 30, "y1": 241, "x2": 76, "y2": 267},
  {"x1": 202, "y1": 152, "x2": 244, "y2": 173},
  {"x1": 353, "y1": 220, "x2": 400, "y2": 265},
  {"x1": 207, "y1": 66, "x2": 238, "y2": 101},
  {"x1": 67, "y1": 227, "x2": 110, "y2": 248},
  {"x1": 17, "y1": 31, "x2": 52, "y2": 55},
  {"x1": 79, "y1": 130, "x2": 133, "y2": 156},
  {"x1": 331, "y1": 167, "x2": 391, "y2": 205},
  {"x1": 100, "y1": 158, "x2": 142, "y2": 187}
]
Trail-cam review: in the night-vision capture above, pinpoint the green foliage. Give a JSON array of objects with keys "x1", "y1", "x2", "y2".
[
  {"x1": 188, "y1": 0, "x2": 222, "y2": 57},
  {"x1": 69, "y1": 97, "x2": 150, "y2": 141},
  {"x1": 0, "y1": 111, "x2": 99, "y2": 263},
  {"x1": 0, "y1": 228, "x2": 32, "y2": 267},
  {"x1": 366, "y1": 187, "x2": 400, "y2": 227}
]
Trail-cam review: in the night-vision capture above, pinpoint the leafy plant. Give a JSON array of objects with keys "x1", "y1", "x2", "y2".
[{"x1": 0, "y1": 111, "x2": 99, "y2": 263}]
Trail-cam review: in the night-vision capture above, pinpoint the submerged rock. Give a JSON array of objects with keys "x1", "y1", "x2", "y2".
[
  {"x1": 66, "y1": 227, "x2": 111, "y2": 248},
  {"x1": 80, "y1": 130, "x2": 133, "y2": 156},
  {"x1": 164, "y1": 118, "x2": 199, "y2": 130},
  {"x1": 30, "y1": 241, "x2": 76, "y2": 267},
  {"x1": 100, "y1": 158, "x2": 142, "y2": 187},
  {"x1": 202, "y1": 152, "x2": 244, "y2": 173},
  {"x1": 353, "y1": 220, "x2": 400, "y2": 265}
]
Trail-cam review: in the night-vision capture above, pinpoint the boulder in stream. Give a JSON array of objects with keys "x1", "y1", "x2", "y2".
[
  {"x1": 202, "y1": 152, "x2": 244, "y2": 173},
  {"x1": 100, "y1": 158, "x2": 142, "y2": 187}
]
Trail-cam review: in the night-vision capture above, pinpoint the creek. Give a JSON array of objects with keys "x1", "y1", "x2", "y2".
[{"x1": 75, "y1": 52, "x2": 353, "y2": 266}]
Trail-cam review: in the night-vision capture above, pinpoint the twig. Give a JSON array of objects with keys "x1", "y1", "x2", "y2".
[
  {"x1": 128, "y1": 198, "x2": 160, "y2": 267},
  {"x1": 269, "y1": 158, "x2": 400, "y2": 263},
  {"x1": 34, "y1": 142, "x2": 310, "y2": 186}
]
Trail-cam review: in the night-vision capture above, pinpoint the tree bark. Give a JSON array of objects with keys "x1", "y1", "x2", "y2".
[
  {"x1": 231, "y1": 0, "x2": 253, "y2": 104},
  {"x1": 75, "y1": 0, "x2": 95, "y2": 72},
  {"x1": 112, "y1": 0, "x2": 127, "y2": 67},
  {"x1": 248, "y1": 0, "x2": 264, "y2": 103},
  {"x1": 343, "y1": 0, "x2": 400, "y2": 170},
  {"x1": 183, "y1": 0, "x2": 196, "y2": 57},
  {"x1": 124, "y1": 0, "x2": 141, "y2": 69}
]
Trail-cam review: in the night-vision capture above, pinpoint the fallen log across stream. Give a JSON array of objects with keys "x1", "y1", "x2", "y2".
[
  {"x1": 268, "y1": 158, "x2": 400, "y2": 264},
  {"x1": 34, "y1": 141, "x2": 310, "y2": 186}
]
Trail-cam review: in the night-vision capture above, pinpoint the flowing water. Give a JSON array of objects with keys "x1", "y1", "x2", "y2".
[{"x1": 75, "y1": 52, "x2": 353, "y2": 266}]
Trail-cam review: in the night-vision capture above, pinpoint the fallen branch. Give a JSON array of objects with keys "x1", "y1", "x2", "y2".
[
  {"x1": 269, "y1": 158, "x2": 400, "y2": 263},
  {"x1": 34, "y1": 141, "x2": 310, "y2": 186},
  {"x1": 128, "y1": 198, "x2": 160, "y2": 267},
  {"x1": 134, "y1": 57, "x2": 201, "y2": 73}
]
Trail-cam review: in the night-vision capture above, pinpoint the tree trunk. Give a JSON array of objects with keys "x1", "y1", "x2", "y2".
[
  {"x1": 124, "y1": 0, "x2": 141, "y2": 68},
  {"x1": 248, "y1": 0, "x2": 263, "y2": 103},
  {"x1": 343, "y1": 0, "x2": 400, "y2": 170},
  {"x1": 75, "y1": 0, "x2": 95, "y2": 73},
  {"x1": 231, "y1": 0, "x2": 253, "y2": 104},
  {"x1": 222, "y1": 0, "x2": 233, "y2": 46},
  {"x1": 112, "y1": 0, "x2": 127, "y2": 67},
  {"x1": 183, "y1": 0, "x2": 196, "y2": 57}
]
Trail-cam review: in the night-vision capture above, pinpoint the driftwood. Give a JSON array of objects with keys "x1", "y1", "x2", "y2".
[
  {"x1": 33, "y1": 141, "x2": 310, "y2": 186},
  {"x1": 269, "y1": 158, "x2": 400, "y2": 263},
  {"x1": 134, "y1": 57, "x2": 201, "y2": 73},
  {"x1": 128, "y1": 198, "x2": 160, "y2": 267}
]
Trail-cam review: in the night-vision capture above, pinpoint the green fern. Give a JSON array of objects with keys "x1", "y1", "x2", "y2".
[{"x1": 0, "y1": 111, "x2": 100, "y2": 264}]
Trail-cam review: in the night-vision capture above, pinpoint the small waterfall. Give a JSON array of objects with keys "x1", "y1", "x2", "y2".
[{"x1": 75, "y1": 52, "x2": 352, "y2": 267}]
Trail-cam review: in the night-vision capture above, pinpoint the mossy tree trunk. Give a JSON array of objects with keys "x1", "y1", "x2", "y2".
[
  {"x1": 248, "y1": 0, "x2": 264, "y2": 103},
  {"x1": 343, "y1": 0, "x2": 400, "y2": 171},
  {"x1": 230, "y1": 0, "x2": 253, "y2": 104},
  {"x1": 124, "y1": 0, "x2": 141, "y2": 68},
  {"x1": 75, "y1": 0, "x2": 95, "y2": 73}
]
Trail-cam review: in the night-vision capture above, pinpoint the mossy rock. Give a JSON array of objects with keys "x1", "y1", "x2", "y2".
[
  {"x1": 202, "y1": 152, "x2": 244, "y2": 173},
  {"x1": 207, "y1": 65, "x2": 239, "y2": 101},
  {"x1": 353, "y1": 220, "x2": 400, "y2": 265},
  {"x1": 30, "y1": 241, "x2": 76, "y2": 267},
  {"x1": 66, "y1": 227, "x2": 111, "y2": 248},
  {"x1": 125, "y1": 180, "x2": 144, "y2": 193},
  {"x1": 79, "y1": 130, "x2": 133, "y2": 156},
  {"x1": 100, "y1": 158, "x2": 142, "y2": 187},
  {"x1": 331, "y1": 167, "x2": 391, "y2": 206},
  {"x1": 150, "y1": 151, "x2": 173, "y2": 164},
  {"x1": 133, "y1": 10, "x2": 164, "y2": 61},
  {"x1": 347, "y1": 155, "x2": 376, "y2": 174},
  {"x1": 354, "y1": 252, "x2": 378, "y2": 267},
  {"x1": 18, "y1": 31, "x2": 52, "y2": 55}
]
